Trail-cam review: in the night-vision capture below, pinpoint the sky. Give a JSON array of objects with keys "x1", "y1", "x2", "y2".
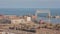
[{"x1": 0, "y1": 0, "x2": 60, "y2": 8}]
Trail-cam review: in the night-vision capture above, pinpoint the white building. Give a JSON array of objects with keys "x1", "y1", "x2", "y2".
[
  {"x1": 11, "y1": 19, "x2": 25, "y2": 24},
  {"x1": 27, "y1": 16, "x2": 31, "y2": 22}
]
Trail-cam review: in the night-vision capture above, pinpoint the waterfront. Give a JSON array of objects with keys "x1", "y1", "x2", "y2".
[
  {"x1": 0, "y1": 14, "x2": 60, "y2": 34},
  {"x1": 0, "y1": 8, "x2": 60, "y2": 24}
]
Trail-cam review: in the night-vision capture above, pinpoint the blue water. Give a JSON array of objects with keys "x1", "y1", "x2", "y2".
[
  {"x1": 0, "y1": 8, "x2": 60, "y2": 16},
  {"x1": 0, "y1": 8, "x2": 60, "y2": 24}
]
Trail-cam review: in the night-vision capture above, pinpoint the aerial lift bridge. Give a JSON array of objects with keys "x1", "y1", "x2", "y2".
[{"x1": 35, "y1": 9, "x2": 51, "y2": 23}]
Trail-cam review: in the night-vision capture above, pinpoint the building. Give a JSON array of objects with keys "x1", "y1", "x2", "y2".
[
  {"x1": 32, "y1": 15, "x2": 37, "y2": 19},
  {"x1": 11, "y1": 18, "x2": 25, "y2": 24},
  {"x1": 55, "y1": 16, "x2": 60, "y2": 18},
  {"x1": 26, "y1": 16, "x2": 32, "y2": 22},
  {"x1": 0, "y1": 15, "x2": 4, "y2": 19},
  {"x1": 4, "y1": 15, "x2": 17, "y2": 19},
  {"x1": 0, "y1": 19, "x2": 11, "y2": 24}
]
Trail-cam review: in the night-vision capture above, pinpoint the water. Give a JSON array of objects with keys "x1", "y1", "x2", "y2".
[
  {"x1": 0, "y1": 8, "x2": 60, "y2": 24},
  {"x1": 37, "y1": 17, "x2": 60, "y2": 24}
]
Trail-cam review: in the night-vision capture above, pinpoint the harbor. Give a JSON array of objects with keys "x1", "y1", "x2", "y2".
[
  {"x1": 0, "y1": 0, "x2": 60, "y2": 34},
  {"x1": 0, "y1": 9, "x2": 60, "y2": 34}
]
